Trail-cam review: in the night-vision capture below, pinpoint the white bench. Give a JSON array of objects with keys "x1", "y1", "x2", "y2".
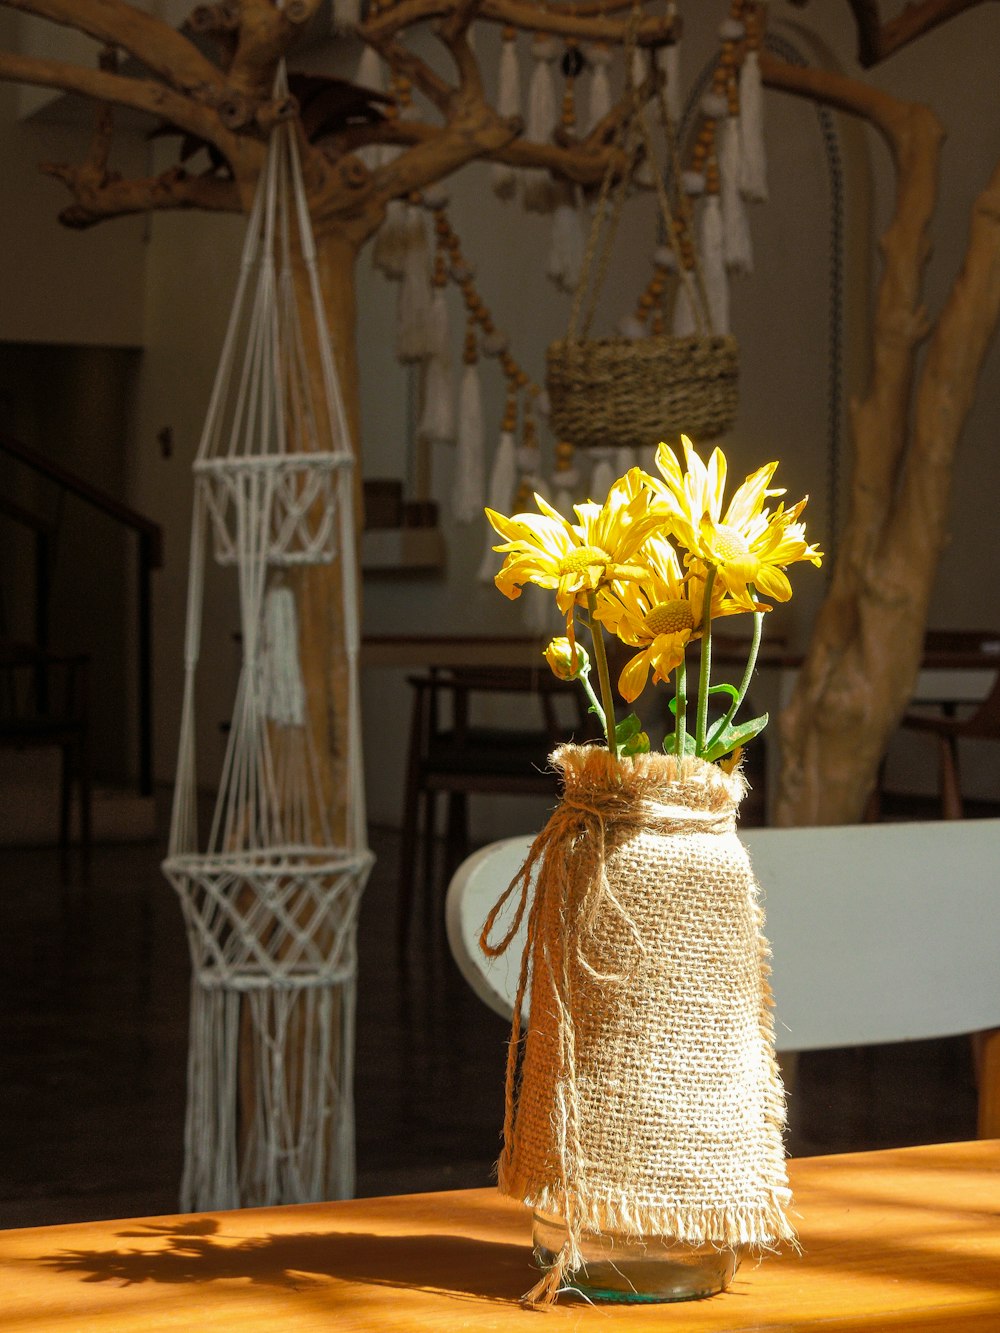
[{"x1": 446, "y1": 819, "x2": 1000, "y2": 1136}]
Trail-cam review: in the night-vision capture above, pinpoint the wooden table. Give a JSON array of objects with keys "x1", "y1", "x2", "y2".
[{"x1": 2, "y1": 1141, "x2": 998, "y2": 1330}]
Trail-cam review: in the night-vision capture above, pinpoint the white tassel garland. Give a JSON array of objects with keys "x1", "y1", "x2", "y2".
[
  {"x1": 522, "y1": 37, "x2": 558, "y2": 212},
  {"x1": 395, "y1": 206, "x2": 435, "y2": 363},
  {"x1": 720, "y1": 116, "x2": 753, "y2": 274},
  {"x1": 492, "y1": 33, "x2": 522, "y2": 200},
  {"x1": 547, "y1": 183, "x2": 585, "y2": 292},
  {"x1": 478, "y1": 430, "x2": 518, "y2": 581},
  {"x1": 701, "y1": 194, "x2": 730, "y2": 334},
  {"x1": 453, "y1": 361, "x2": 485, "y2": 523},
  {"x1": 739, "y1": 50, "x2": 768, "y2": 202}
]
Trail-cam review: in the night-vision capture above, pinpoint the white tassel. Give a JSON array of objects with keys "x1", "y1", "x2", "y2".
[
  {"x1": 424, "y1": 285, "x2": 450, "y2": 361},
  {"x1": 661, "y1": 6, "x2": 682, "y2": 123},
  {"x1": 700, "y1": 194, "x2": 730, "y2": 335},
  {"x1": 478, "y1": 430, "x2": 518, "y2": 581},
  {"x1": 453, "y1": 361, "x2": 485, "y2": 523},
  {"x1": 420, "y1": 351, "x2": 455, "y2": 446},
  {"x1": 354, "y1": 48, "x2": 384, "y2": 173},
  {"x1": 720, "y1": 116, "x2": 753, "y2": 274},
  {"x1": 331, "y1": 0, "x2": 360, "y2": 33},
  {"x1": 547, "y1": 184, "x2": 585, "y2": 292},
  {"x1": 262, "y1": 588, "x2": 305, "y2": 728},
  {"x1": 372, "y1": 195, "x2": 408, "y2": 279},
  {"x1": 589, "y1": 452, "x2": 616, "y2": 501},
  {"x1": 614, "y1": 446, "x2": 638, "y2": 476},
  {"x1": 419, "y1": 290, "x2": 454, "y2": 442},
  {"x1": 739, "y1": 50, "x2": 768, "y2": 202},
  {"x1": 492, "y1": 32, "x2": 522, "y2": 200},
  {"x1": 522, "y1": 37, "x2": 558, "y2": 213},
  {"x1": 586, "y1": 44, "x2": 612, "y2": 132},
  {"x1": 395, "y1": 206, "x2": 435, "y2": 363},
  {"x1": 671, "y1": 274, "x2": 699, "y2": 337}
]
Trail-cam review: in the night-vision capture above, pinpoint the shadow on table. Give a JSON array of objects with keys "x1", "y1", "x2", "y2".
[{"x1": 37, "y1": 1216, "x2": 532, "y2": 1305}]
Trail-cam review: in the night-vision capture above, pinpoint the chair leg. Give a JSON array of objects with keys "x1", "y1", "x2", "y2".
[
  {"x1": 58, "y1": 743, "x2": 72, "y2": 884},
  {"x1": 398, "y1": 785, "x2": 421, "y2": 951},
  {"x1": 421, "y1": 788, "x2": 438, "y2": 931},
  {"x1": 973, "y1": 1028, "x2": 1000, "y2": 1138},
  {"x1": 939, "y1": 735, "x2": 963, "y2": 820},
  {"x1": 78, "y1": 733, "x2": 92, "y2": 885},
  {"x1": 444, "y1": 791, "x2": 469, "y2": 886}
]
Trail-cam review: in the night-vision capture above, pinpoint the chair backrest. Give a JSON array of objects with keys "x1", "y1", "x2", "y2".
[{"x1": 445, "y1": 819, "x2": 1000, "y2": 1052}]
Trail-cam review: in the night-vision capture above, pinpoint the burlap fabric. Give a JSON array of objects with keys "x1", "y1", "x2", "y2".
[{"x1": 481, "y1": 744, "x2": 794, "y2": 1301}]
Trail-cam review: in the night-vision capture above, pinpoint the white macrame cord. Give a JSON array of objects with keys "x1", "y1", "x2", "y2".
[{"x1": 163, "y1": 61, "x2": 373, "y2": 1214}]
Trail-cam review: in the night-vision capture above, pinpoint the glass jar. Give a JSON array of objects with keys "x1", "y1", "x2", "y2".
[{"x1": 532, "y1": 1210, "x2": 742, "y2": 1303}]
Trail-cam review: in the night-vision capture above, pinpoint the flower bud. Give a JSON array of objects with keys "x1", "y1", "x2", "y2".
[{"x1": 544, "y1": 637, "x2": 590, "y2": 681}]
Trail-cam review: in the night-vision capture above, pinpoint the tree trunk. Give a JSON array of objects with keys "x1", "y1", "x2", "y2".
[
  {"x1": 774, "y1": 145, "x2": 1000, "y2": 827},
  {"x1": 289, "y1": 223, "x2": 366, "y2": 845}
]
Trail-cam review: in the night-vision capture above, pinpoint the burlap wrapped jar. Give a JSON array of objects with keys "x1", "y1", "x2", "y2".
[{"x1": 482, "y1": 744, "x2": 795, "y2": 1304}]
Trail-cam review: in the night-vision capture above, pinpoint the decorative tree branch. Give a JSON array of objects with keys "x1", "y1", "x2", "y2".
[
  {"x1": 362, "y1": 0, "x2": 679, "y2": 47},
  {"x1": 0, "y1": 46, "x2": 246, "y2": 154},
  {"x1": 1, "y1": 0, "x2": 227, "y2": 97},
  {"x1": 843, "y1": 0, "x2": 991, "y2": 67},
  {"x1": 41, "y1": 161, "x2": 242, "y2": 227}
]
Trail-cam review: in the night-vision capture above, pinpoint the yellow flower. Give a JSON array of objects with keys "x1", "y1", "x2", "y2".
[
  {"x1": 544, "y1": 637, "x2": 590, "y2": 681},
  {"x1": 485, "y1": 469, "x2": 668, "y2": 627},
  {"x1": 651, "y1": 436, "x2": 823, "y2": 605},
  {"x1": 596, "y1": 536, "x2": 750, "y2": 703}
]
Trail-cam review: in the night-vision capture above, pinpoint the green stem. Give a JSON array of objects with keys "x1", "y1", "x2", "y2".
[
  {"x1": 695, "y1": 566, "x2": 718, "y2": 756},
  {"x1": 587, "y1": 591, "x2": 618, "y2": 760},
  {"x1": 716, "y1": 590, "x2": 764, "y2": 739},
  {"x1": 579, "y1": 669, "x2": 606, "y2": 731},
  {"x1": 674, "y1": 653, "x2": 687, "y2": 758}
]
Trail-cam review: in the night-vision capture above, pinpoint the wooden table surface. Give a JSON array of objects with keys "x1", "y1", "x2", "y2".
[{"x1": 2, "y1": 1140, "x2": 998, "y2": 1331}]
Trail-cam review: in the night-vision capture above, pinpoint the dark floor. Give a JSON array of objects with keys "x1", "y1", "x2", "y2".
[{"x1": 0, "y1": 806, "x2": 980, "y2": 1231}]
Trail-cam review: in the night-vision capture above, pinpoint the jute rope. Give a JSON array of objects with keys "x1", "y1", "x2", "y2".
[{"x1": 481, "y1": 744, "x2": 795, "y2": 1305}]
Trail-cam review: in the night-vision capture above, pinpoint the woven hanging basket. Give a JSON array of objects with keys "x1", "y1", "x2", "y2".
[{"x1": 546, "y1": 332, "x2": 739, "y2": 450}]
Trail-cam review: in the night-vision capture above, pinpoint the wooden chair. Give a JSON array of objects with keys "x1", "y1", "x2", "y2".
[
  {"x1": 898, "y1": 630, "x2": 1000, "y2": 819},
  {"x1": 445, "y1": 818, "x2": 1000, "y2": 1137},
  {"x1": 0, "y1": 643, "x2": 92, "y2": 881},
  {"x1": 398, "y1": 665, "x2": 600, "y2": 947}
]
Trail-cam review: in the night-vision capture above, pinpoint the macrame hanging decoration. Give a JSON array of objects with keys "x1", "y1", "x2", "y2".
[
  {"x1": 162, "y1": 64, "x2": 374, "y2": 1213},
  {"x1": 522, "y1": 35, "x2": 559, "y2": 212},
  {"x1": 546, "y1": 12, "x2": 739, "y2": 450},
  {"x1": 372, "y1": 71, "x2": 414, "y2": 279},
  {"x1": 739, "y1": 9, "x2": 768, "y2": 202}
]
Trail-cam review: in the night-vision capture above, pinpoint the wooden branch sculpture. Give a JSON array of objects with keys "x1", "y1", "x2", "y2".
[{"x1": 0, "y1": 0, "x2": 998, "y2": 836}]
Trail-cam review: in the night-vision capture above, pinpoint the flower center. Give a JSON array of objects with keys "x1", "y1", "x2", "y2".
[
  {"x1": 557, "y1": 544, "x2": 612, "y2": 576},
  {"x1": 644, "y1": 599, "x2": 695, "y2": 636},
  {"x1": 712, "y1": 524, "x2": 752, "y2": 563}
]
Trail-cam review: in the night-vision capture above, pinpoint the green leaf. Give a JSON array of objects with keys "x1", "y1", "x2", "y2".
[
  {"x1": 706, "y1": 682, "x2": 740, "y2": 704},
  {"x1": 702, "y1": 712, "x2": 770, "y2": 763},
  {"x1": 621, "y1": 729, "x2": 650, "y2": 756},
  {"x1": 615, "y1": 712, "x2": 642, "y2": 743},
  {"x1": 663, "y1": 728, "x2": 697, "y2": 757}
]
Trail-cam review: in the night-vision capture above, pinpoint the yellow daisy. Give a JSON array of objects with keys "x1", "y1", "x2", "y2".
[
  {"x1": 596, "y1": 536, "x2": 750, "y2": 703},
  {"x1": 650, "y1": 436, "x2": 823, "y2": 605},
  {"x1": 485, "y1": 468, "x2": 668, "y2": 624}
]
